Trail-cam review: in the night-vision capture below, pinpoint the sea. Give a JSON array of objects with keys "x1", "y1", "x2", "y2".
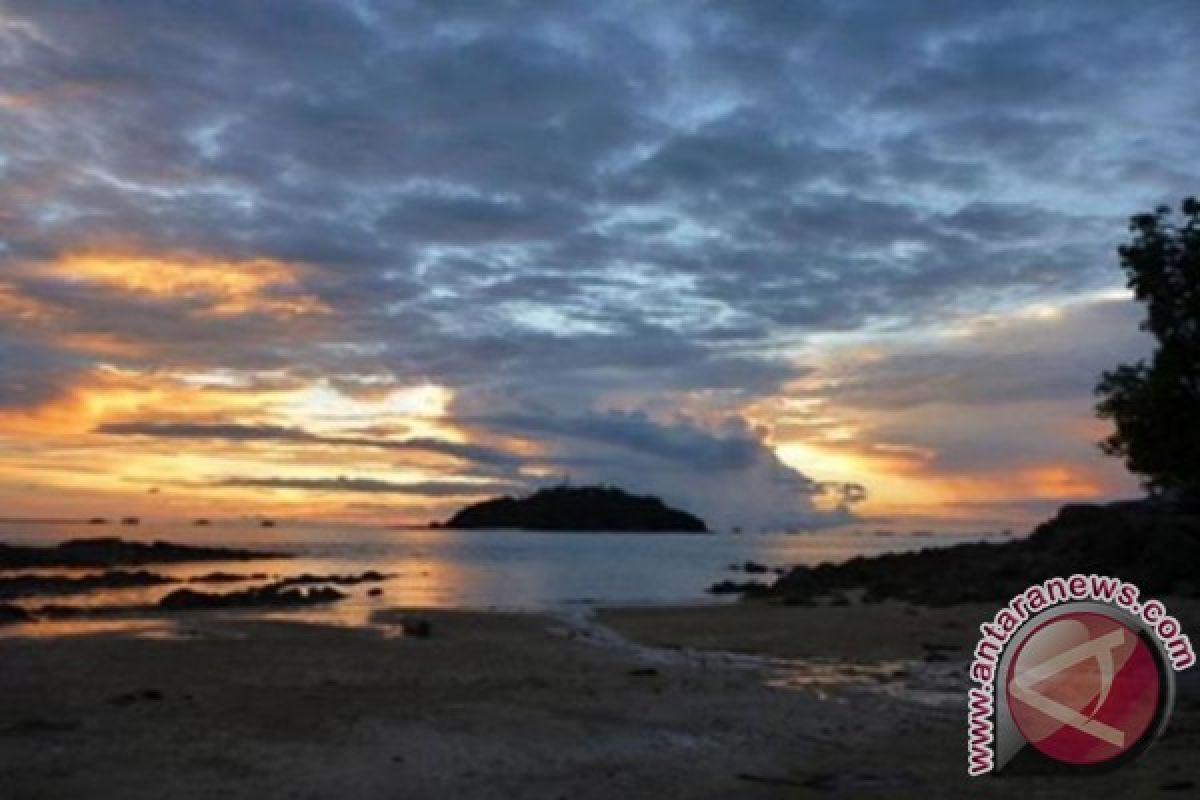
[{"x1": 0, "y1": 519, "x2": 1014, "y2": 635}]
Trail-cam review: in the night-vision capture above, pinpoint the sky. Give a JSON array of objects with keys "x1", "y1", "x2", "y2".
[{"x1": 1, "y1": 0, "x2": 1197, "y2": 531}]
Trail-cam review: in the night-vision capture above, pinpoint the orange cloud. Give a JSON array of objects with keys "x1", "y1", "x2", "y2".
[
  {"x1": 0, "y1": 365, "x2": 481, "y2": 523},
  {"x1": 1013, "y1": 464, "x2": 1105, "y2": 499},
  {"x1": 47, "y1": 250, "x2": 329, "y2": 317}
]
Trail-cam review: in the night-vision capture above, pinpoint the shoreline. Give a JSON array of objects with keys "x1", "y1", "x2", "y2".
[{"x1": 2, "y1": 600, "x2": 1198, "y2": 798}]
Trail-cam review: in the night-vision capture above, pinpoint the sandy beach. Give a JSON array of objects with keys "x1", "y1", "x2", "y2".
[{"x1": 2, "y1": 600, "x2": 1197, "y2": 799}]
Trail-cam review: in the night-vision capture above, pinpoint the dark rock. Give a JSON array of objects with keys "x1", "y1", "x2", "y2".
[
  {"x1": 36, "y1": 604, "x2": 96, "y2": 619},
  {"x1": 628, "y1": 667, "x2": 659, "y2": 677},
  {"x1": 770, "y1": 565, "x2": 824, "y2": 601},
  {"x1": 706, "y1": 580, "x2": 769, "y2": 596},
  {"x1": 188, "y1": 571, "x2": 265, "y2": 584},
  {"x1": 0, "y1": 570, "x2": 177, "y2": 600},
  {"x1": 827, "y1": 591, "x2": 851, "y2": 607},
  {"x1": 741, "y1": 561, "x2": 769, "y2": 574},
  {"x1": 767, "y1": 502, "x2": 1200, "y2": 607},
  {"x1": 158, "y1": 582, "x2": 346, "y2": 611},
  {"x1": 400, "y1": 617, "x2": 432, "y2": 638},
  {"x1": 0, "y1": 538, "x2": 289, "y2": 569},
  {"x1": 1160, "y1": 781, "x2": 1196, "y2": 792},
  {"x1": 0, "y1": 603, "x2": 33, "y2": 625},
  {"x1": 441, "y1": 485, "x2": 707, "y2": 532},
  {"x1": 367, "y1": 587, "x2": 384, "y2": 597}
]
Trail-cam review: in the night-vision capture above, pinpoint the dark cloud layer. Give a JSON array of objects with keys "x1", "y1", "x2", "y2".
[
  {"x1": 216, "y1": 476, "x2": 516, "y2": 497},
  {"x1": 3, "y1": 1, "x2": 1197, "y2": 522},
  {"x1": 96, "y1": 421, "x2": 524, "y2": 468}
]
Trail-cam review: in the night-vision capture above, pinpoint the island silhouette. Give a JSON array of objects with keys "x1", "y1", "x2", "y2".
[{"x1": 438, "y1": 485, "x2": 708, "y2": 532}]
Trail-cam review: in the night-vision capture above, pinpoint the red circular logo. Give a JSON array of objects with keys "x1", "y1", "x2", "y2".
[{"x1": 1006, "y1": 611, "x2": 1162, "y2": 765}]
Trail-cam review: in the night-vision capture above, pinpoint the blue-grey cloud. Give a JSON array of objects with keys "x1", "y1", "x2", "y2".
[
  {"x1": 2, "y1": 0, "x2": 1197, "y2": 521},
  {"x1": 95, "y1": 421, "x2": 525, "y2": 467},
  {"x1": 215, "y1": 476, "x2": 514, "y2": 496},
  {"x1": 0, "y1": 337, "x2": 87, "y2": 409}
]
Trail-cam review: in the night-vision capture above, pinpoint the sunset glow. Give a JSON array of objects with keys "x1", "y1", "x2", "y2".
[{"x1": 0, "y1": 0, "x2": 1184, "y2": 532}]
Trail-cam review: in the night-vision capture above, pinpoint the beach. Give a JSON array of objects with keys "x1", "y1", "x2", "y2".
[{"x1": 3, "y1": 599, "x2": 1198, "y2": 799}]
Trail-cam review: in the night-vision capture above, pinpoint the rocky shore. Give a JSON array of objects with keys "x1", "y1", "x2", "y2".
[
  {"x1": 0, "y1": 571, "x2": 390, "y2": 625},
  {"x1": 768, "y1": 501, "x2": 1200, "y2": 606},
  {"x1": 1, "y1": 602, "x2": 1196, "y2": 799},
  {"x1": 0, "y1": 570, "x2": 177, "y2": 601},
  {"x1": 157, "y1": 572, "x2": 391, "y2": 611},
  {"x1": 158, "y1": 583, "x2": 348, "y2": 611}
]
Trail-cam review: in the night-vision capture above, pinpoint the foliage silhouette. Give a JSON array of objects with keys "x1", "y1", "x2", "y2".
[{"x1": 1096, "y1": 197, "x2": 1200, "y2": 503}]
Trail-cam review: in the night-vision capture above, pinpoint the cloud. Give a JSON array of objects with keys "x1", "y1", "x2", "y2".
[
  {"x1": 96, "y1": 420, "x2": 525, "y2": 468},
  {"x1": 215, "y1": 476, "x2": 513, "y2": 496},
  {"x1": 97, "y1": 421, "x2": 318, "y2": 441},
  {"x1": 769, "y1": 296, "x2": 1152, "y2": 519},
  {"x1": 2, "y1": 0, "x2": 1197, "y2": 522},
  {"x1": 459, "y1": 409, "x2": 851, "y2": 529},
  {"x1": 45, "y1": 250, "x2": 328, "y2": 317},
  {"x1": 94, "y1": 409, "x2": 852, "y2": 528},
  {"x1": 807, "y1": 298, "x2": 1151, "y2": 412},
  {"x1": 474, "y1": 410, "x2": 763, "y2": 471}
]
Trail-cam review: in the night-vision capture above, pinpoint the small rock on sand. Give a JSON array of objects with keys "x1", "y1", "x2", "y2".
[{"x1": 401, "y1": 617, "x2": 432, "y2": 638}]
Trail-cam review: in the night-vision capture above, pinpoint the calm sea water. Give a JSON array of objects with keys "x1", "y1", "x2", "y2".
[{"x1": 1, "y1": 520, "x2": 1012, "y2": 633}]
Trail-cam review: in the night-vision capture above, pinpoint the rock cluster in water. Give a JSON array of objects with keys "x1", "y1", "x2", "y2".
[
  {"x1": 159, "y1": 582, "x2": 346, "y2": 611},
  {"x1": 769, "y1": 501, "x2": 1200, "y2": 606},
  {"x1": 0, "y1": 570, "x2": 177, "y2": 601},
  {"x1": 0, "y1": 570, "x2": 390, "y2": 623},
  {"x1": 156, "y1": 571, "x2": 390, "y2": 611}
]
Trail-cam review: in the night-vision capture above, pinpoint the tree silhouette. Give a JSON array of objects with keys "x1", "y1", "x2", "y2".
[{"x1": 1095, "y1": 197, "x2": 1200, "y2": 503}]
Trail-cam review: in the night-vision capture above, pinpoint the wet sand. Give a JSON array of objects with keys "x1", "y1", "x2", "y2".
[
  {"x1": 1, "y1": 601, "x2": 1197, "y2": 799},
  {"x1": 597, "y1": 598, "x2": 992, "y2": 661}
]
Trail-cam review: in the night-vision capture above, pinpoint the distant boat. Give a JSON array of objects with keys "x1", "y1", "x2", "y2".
[
  {"x1": 193, "y1": 518, "x2": 211, "y2": 526},
  {"x1": 121, "y1": 517, "x2": 140, "y2": 526},
  {"x1": 87, "y1": 517, "x2": 108, "y2": 525},
  {"x1": 260, "y1": 519, "x2": 276, "y2": 528}
]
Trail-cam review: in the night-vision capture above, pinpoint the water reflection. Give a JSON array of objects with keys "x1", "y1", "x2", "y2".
[
  {"x1": 765, "y1": 659, "x2": 911, "y2": 701},
  {"x1": 2, "y1": 522, "x2": 1010, "y2": 637},
  {"x1": 1, "y1": 617, "x2": 185, "y2": 639}
]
